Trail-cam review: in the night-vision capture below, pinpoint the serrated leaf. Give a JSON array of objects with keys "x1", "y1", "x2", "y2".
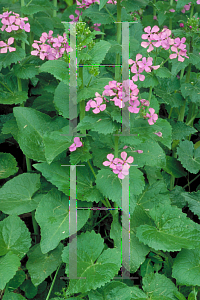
[
  {"x1": 0, "y1": 153, "x2": 18, "y2": 179},
  {"x1": 33, "y1": 157, "x2": 103, "y2": 203},
  {"x1": 62, "y1": 231, "x2": 121, "y2": 296},
  {"x1": 43, "y1": 125, "x2": 71, "y2": 164},
  {"x1": 162, "y1": 156, "x2": 187, "y2": 178},
  {"x1": 26, "y1": 243, "x2": 63, "y2": 286},
  {"x1": 13, "y1": 107, "x2": 68, "y2": 162},
  {"x1": 99, "y1": 0, "x2": 108, "y2": 10},
  {"x1": 39, "y1": 60, "x2": 69, "y2": 84},
  {"x1": 136, "y1": 203, "x2": 200, "y2": 251},
  {"x1": 0, "y1": 47, "x2": 25, "y2": 71},
  {"x1": 177, "y1": 140, "x2": 200, "y2": 174},
  {"x1": 87, "y1": 40, "x2": 111, "y2": 65},
  {"x1": 77, "y1": 77, "x2": 113, "y2": 102},
  {"x1": 169, "y1": 120, "x2": 197, "y2": 140},
  {"x1": 53, "y1": 82, "x2": 69, "y2": 118},
  {"x1": 35, "y1": 188, "x2": 90, "y2": 253},
  {"x1": 172, "y1": 248, "x2": 200, "y2": 286},
  {"x1": 181, "y1": 190, "x2": 200, "y2": 219},
  {"x1": 142, "y1": 273, "x2": 179, "y2": 299},
  {"x1": 181, "y1": 82, "x2": 200, "y2": 104},
  {"x1": 77, "y1": 114, "x2": 118, "y2": 134},
  {"x1": 0, "y1": 173, "x2": 41, "y2": 215},
  {"x1": 0, "y1": 252, "x2": 21, "y2": 291},
  {"x1": 0, "y1": 215, "x2": 31, "y2": 258},
  {"x1": 154, "y1": 67, "x2": 172, "y2": 78},
  {"x1": 82, "y1": 4, "x2": 114, "y2": 24},
  {"x1": 13, "y1": 56, "x2": 39, "y2": 79},
  {"x1": 0, "y1": 91, "x2": 28, "y2": 105}
]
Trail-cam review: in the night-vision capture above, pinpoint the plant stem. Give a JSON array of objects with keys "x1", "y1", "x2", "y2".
[
  {"x1": 21, "y1": 0, "x2": 25, "y2": 51},
  {"x1": 148, "y1": 86, "x2": 152, "y2": 104},
  {"x1": 104, "y1": 6, "x2": 116, "y2": 23},
  {"x1": 79, "y1": 64, "x2": 86, "y2": 135},
  {"x1": 115, "y1": 0, "x2": 122, "y2": 83},
  {"x1": 114, "y1": 131, "x2": 119, "y2": 159},
  {"x1": 53, "y1": 0, "x2": 57, "y2": 18},
  {"x1": 45, "y1": 264, "x2": 61, "y2": 300}
]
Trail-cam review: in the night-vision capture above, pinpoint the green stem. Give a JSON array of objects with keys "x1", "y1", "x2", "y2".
[
  {"x1": 168, "y1": 108, "x2": 173, "y2": 119},
  {"x1": 115, "y1": 0, "x2": 122, "y2": 83},
  {"x1": 79, "y1": 64, "x2": 86, "y2": 135},
  {"x1": 153, "y1": 0, "x2": 156, "y2": 17},
  {"x1": 190, "y1": 4, "x2": 194, "y2": 19},
  {"x1": 53, "y1": 0, "x2": 57, "y2": 18},
  {"x1": 21, "y1": 0, "x2": 25, "y2": 51},
  {"x1": 45, "y1": 264, "x2": 61, "y2": 300},
  {"x1": 114, "y1": 132, "x2": 119, "y2": 159},
  {"x1": 182, "y1": 173, "x2": 200, "y2": 190},
  {"x1": 87, "y1": 160, "x2": 96, "y2": 179},
  {"x1": 148, "y1": 86, "x2": 152, "y2": 104},
  {"x1": 104, "y1": 6, "x2": 116, "y2": 23}
]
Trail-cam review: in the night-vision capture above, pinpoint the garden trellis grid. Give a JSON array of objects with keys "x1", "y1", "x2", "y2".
[{"x1": 60, "y1": 20, "x2": 140, "y2": 281}]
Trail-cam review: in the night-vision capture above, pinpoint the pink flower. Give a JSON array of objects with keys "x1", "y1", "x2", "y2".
[
  {"x1": 112, "y1": 152, "x2": 134, "y2": 179},
  {"x1": 90, "y1": 92, "x2": 106, "y2": 114},
  {"x1": 154, "y1": 132, "x2": 162, "y2": 137},
  {"x1": 69, "y1": 137, "x2": 83, "y2": 152},
  {"x1": 144, "y1": 108, "x2": 158, "y2": 125},
  {"x1": 0, "y1": 37, "x2": 16, "y2": 53},
  {"x1": 169, "y1": 9, "x2": 175, "y2": 12},
  {"x1": 197, "y1": 0, "x2": 200, "y2": 4},
  {"x1": 103, "y1": 153, "x2": 118, "y2": 169},
  {"x1": 180, "y1": 23, "x2": 184, "y2": 27}
]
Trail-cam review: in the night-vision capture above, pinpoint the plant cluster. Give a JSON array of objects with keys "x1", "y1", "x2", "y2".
[{"x1": 0, "y1": 0, "x2": 200, "y2": 299}]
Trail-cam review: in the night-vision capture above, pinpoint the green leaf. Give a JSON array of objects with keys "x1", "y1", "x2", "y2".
[
  {"x1": 171, "y1": 56, "x2": 190, "y2": 76},
  {"x1": 26, "y1": 243, "x2": 63, "y2": 286},
  {"x1": 0, "y1": 152, "x2": 18, "y2": 179},
  {"x1": 0, "y1": 90, "x2": 28, "y2": 105},
  {"x1": 6, "y1": 270, "x2": 26, "y2": 292},
  {"x1": 153, "y1": 87, "x2": 183, "y2": 107},
  {"x1": 0, "y1": 215, "x2": 31, "y2": 258},
  {"x1": 142, "y1": 273, "x2": 179, "y2": 299},
  {"x1": 136, "y1": 203, "x2": 200, "y2": 251},
  {"x1": 13, "y1": 107, "x2": 68, "y2": 162},
  {"x1": 177, "y1": 140, "x2": 200, "y2": 174},
  {"x1": 12, "y1": 56, "x2": 39, "y2": 79},
  {"x1": 172, "y1": 248, "x2": 200, "y2": 286},
  {"x1": 77, "y1": 114, "x2": 118, "y2": 134},
  {"x1": 2, "y1": 293, "x2": 26, "y2": 300},
  {"x1": 0, "y1": 252, "x2": 21, "y2": 291},
  {"x1": 181, "y1": 82, "x2": 200, "y2": 104},
  {"x1": 77, "y1": 77, "x2": 113, "y2": 102},
  {"x1": 181, "y1": 190, "x2": 200, "y2": 220},
  {"x1": 0, "y1": 47, "x2": 25, "y2": 71},
  {"x1": 99, "y1": 0, "x2": 108, "y2": 10},
  {"x1": 162, "y1": 156, "x2": 187, "y2": 178},
  {"x1": 33, "y1": 157, "x2": 103, "y2": 203},
  {"x1": 35, "y1": 188, "x2": 90, "y2": 253},
  {"x1": 54, "y1": 82, "x2": 69, "y2": 118},
  {"x1": 20, "y1": 279, "x2": 37, "y2": 298},
  {"x1": 87, "y1": 40, "x2": 111, "y2": 65},
  {"x1": 169, "y1": 120, "x2": 197, "y2": 140},
  {"x1": 29, "y1": 16, "x2": 55, "y2": 37},
  {"x1": 0, "y1": 173, "x2": 41, "y2": 215},
  {"x1": 31, "y1": 92, "x2": 55, "y2": 113},
  {"x1": 154, "y1": 67, "x2": 172, "y2": 78},
  {"x1": 151, "y1": 118, "x2": 172, "y2": 149},
  {"x1": 82, "y1": 4, "x2": 114, "y2": 24},
  {"x1": 43, "y1": 125, "x2": 71, "y2": 165},
  {"x1": 62, "y1": 230, "x2": 121, "y2": 296},
  {"x1": 70, "y1": 138, "x2": 92, "y2": 165},
  {"x1": 21, "y1": 0, "x2": 55, "y2": 14},
  {"x1": 39, "y1": 60, "x2": 69, "y2": 84},
  {"x1": 121, "y1": 0, "x2": 149, "y2": 12}
]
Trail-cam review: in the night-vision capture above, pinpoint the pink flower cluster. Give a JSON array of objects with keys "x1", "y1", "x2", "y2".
[
  {"x1": 76, "y1": 0, "x2": 118, "y2": 9},
  {"x1": 0, "y1": 37, "x2": 16, "y2": 53},
  {"x1": 85, "y1": 79, "x2": 158, "y2": 126},
  {"x1": 141, "y1": 25, "x2": 189, "y2": 62},
  {"x1": 0, "y1": 11, "x2": 30, "y2": 32},
  {"x1": 31, "y1": 30, "x2": 73, "y2": 60},
  {"x1": 103, "y1": 152, "x2": 133, "y2": 179},
  {"x1": 69, "y1": 137, "x2": 83, "y2": 152},
  {"x1": 128, "y1": 53, "x2": 160, "y2": 82}
]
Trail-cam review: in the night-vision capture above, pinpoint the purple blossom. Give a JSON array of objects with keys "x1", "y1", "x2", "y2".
[{"x1": 69, "y1": 137, "x2": 83, "y2": 152}]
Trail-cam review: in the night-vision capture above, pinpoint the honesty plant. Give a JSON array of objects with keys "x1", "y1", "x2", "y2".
[{"x1": 1, "y1": 0, "x2": 200, "y2": 300}]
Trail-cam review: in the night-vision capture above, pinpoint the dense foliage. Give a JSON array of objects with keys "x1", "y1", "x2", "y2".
[{"x1": 0, "y1": 0, "x2": 200, "y2": 299}]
